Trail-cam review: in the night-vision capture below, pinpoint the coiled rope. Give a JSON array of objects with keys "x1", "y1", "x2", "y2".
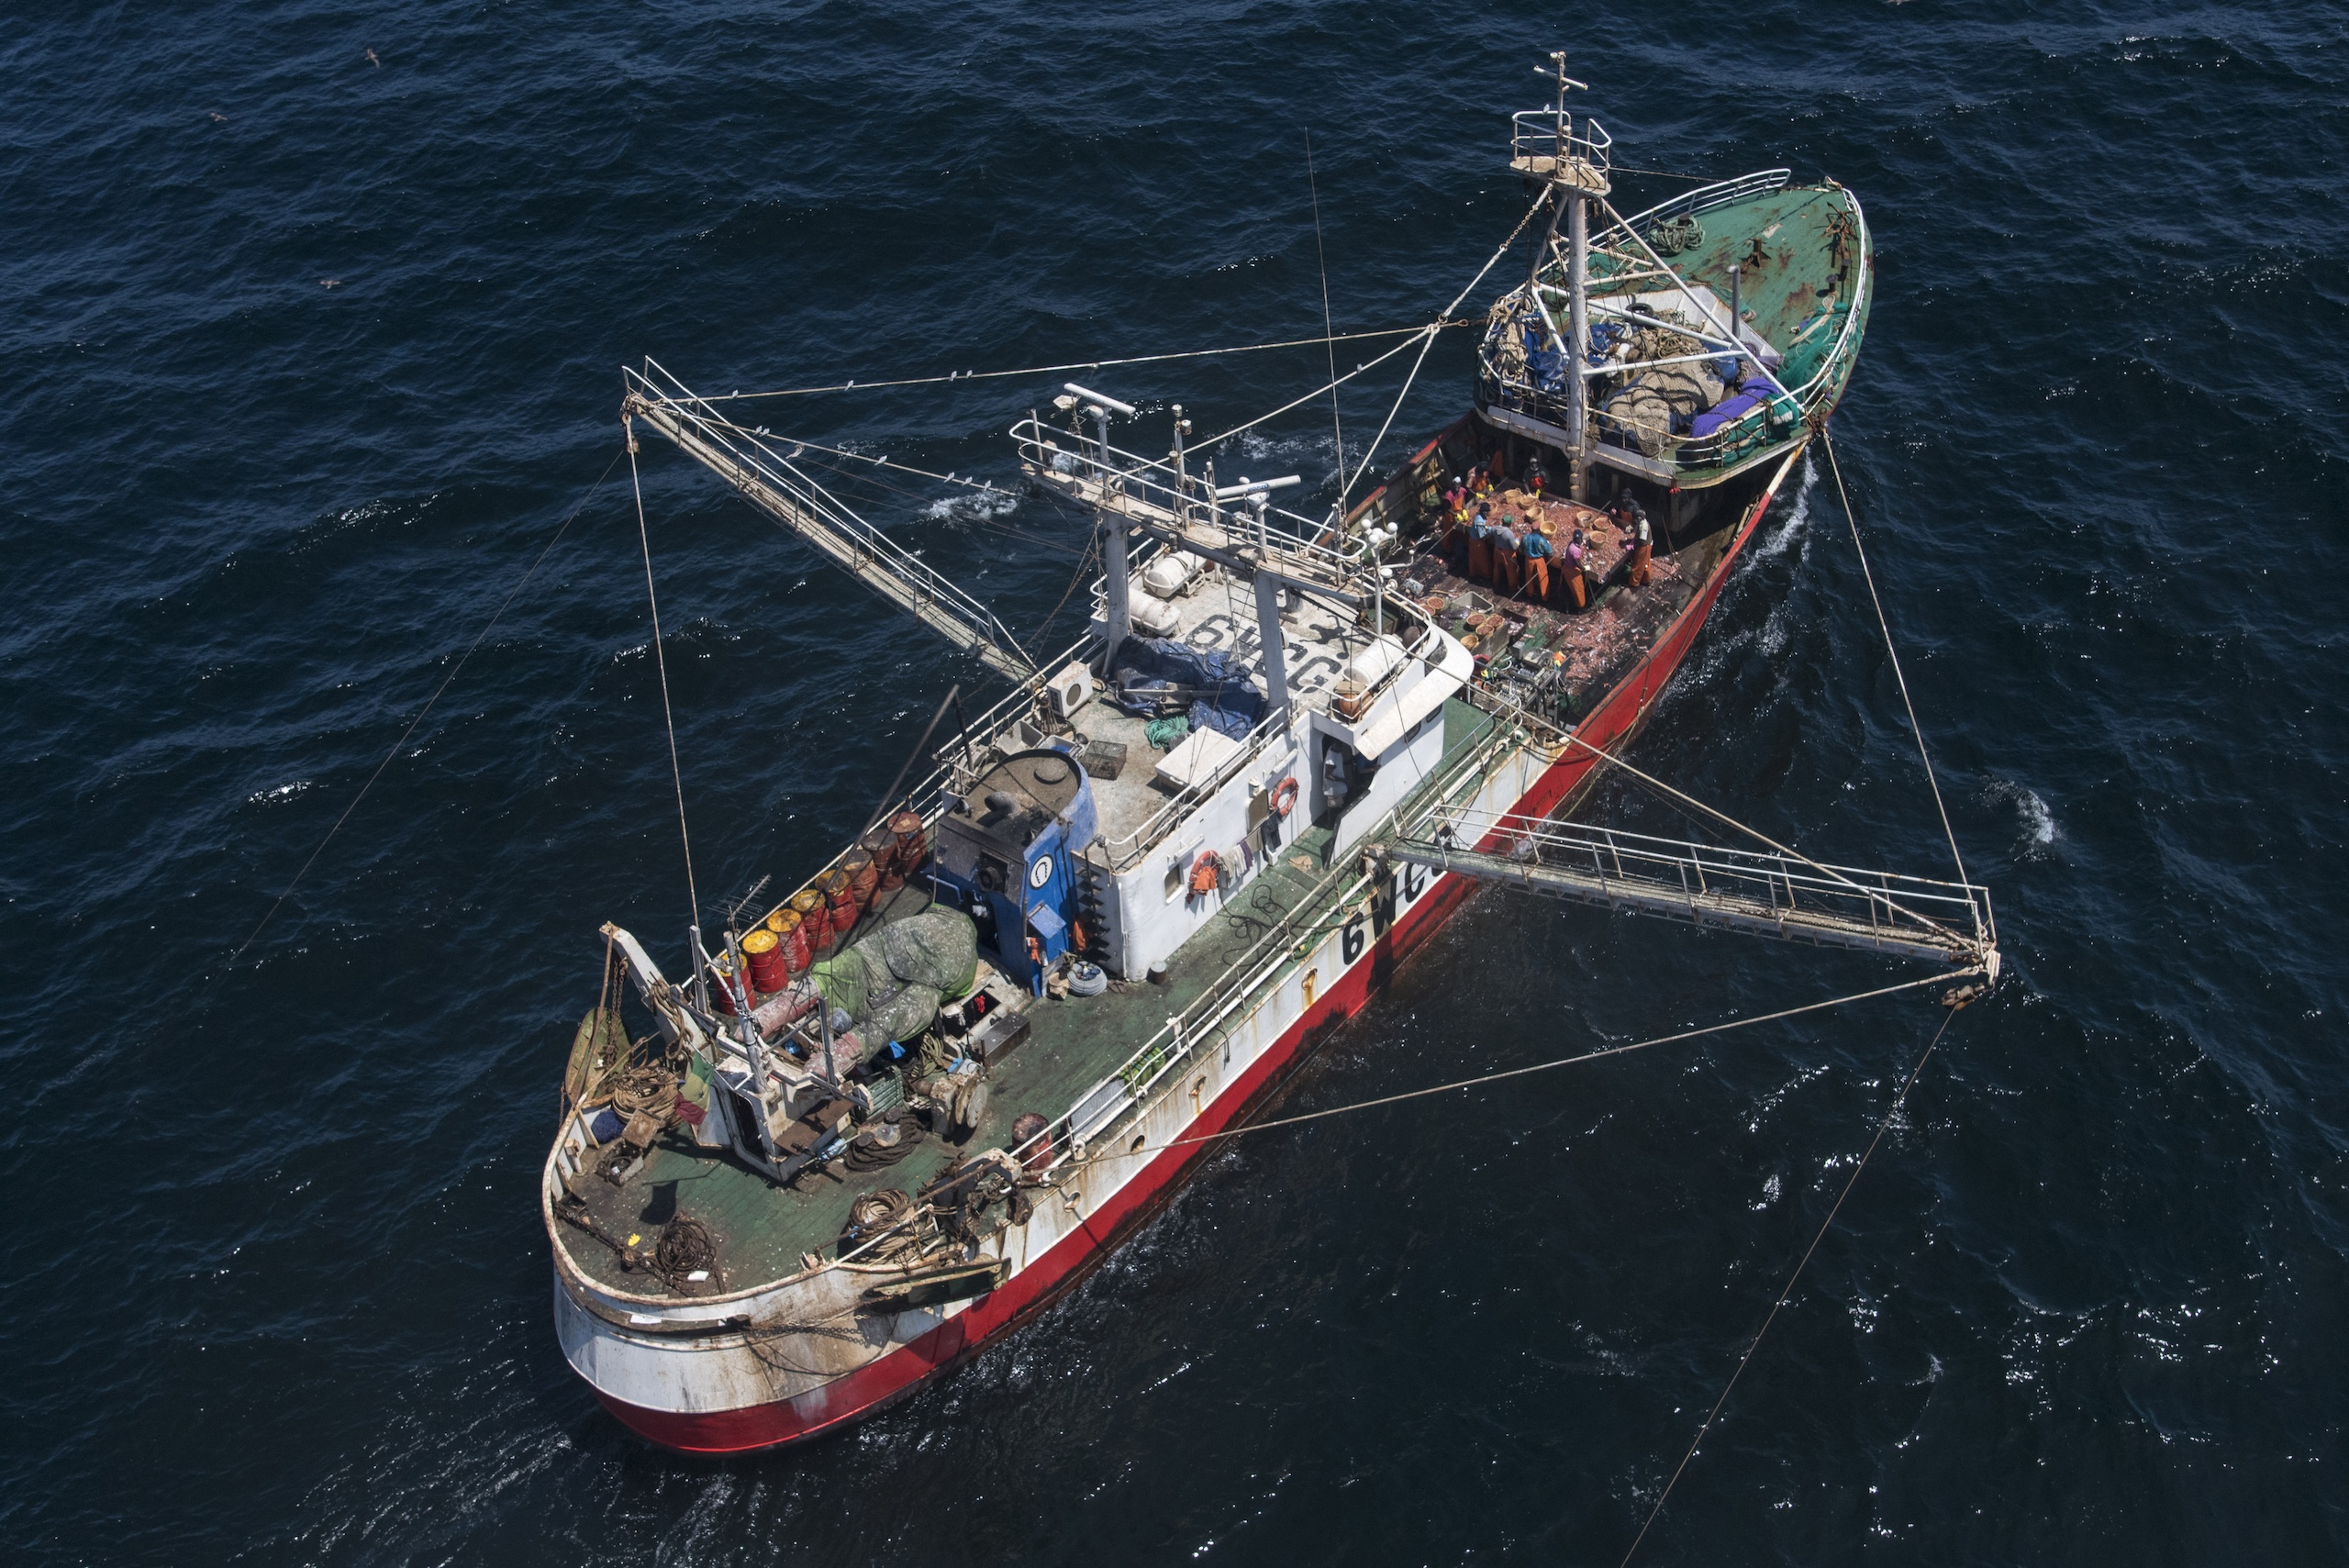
[
  {"x1": 652, "y1": 1213, "x2": 718, "y2": 1285},
  {"x1": 609, "y1": 1062, "x2": 678, "y2": 1122}
]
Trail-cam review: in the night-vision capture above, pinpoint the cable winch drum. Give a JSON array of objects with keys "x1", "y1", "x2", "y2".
[
  {"x1": 741, "y1": 927, "x2": 788, "y2": 994},
  {"x1": 1011, "y1": 1111, "x2": 1052, "y2": 1173},
  {"x1": 862, "y1": 824, "x2": 904, "y2": 891},
  {"x1": 888, "y1": 809, "x2": 928, "y2": 877}
]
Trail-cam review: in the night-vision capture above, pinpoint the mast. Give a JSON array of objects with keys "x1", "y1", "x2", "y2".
[
  {"x1": 1514, "y1": 53, "x2": 1610, "y2": 502},
  {"x1": 1067, "y1": 382, "x2": 1137, "y2": 674}
]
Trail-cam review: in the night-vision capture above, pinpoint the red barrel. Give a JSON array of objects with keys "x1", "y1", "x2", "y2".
[
  {"x1": 862, "y1": 825, "x2": 903, "y2": 892},
  {"x1": 791, "y1": 889, "x2": 830, "y2": 956},
  {"x1": 742, "y1": 928, "x2": 788, "y2": 995},
  {"x1": 817, "y1": 870, "x2": 856, "y2": 941},
  {"x1": 889, "y1": 809, "x2": 929, "y2": 878},
  {"x1": 841, "y1": 849, "x2": 878, "y2": 911},
  {"x1": 769, "y1": 908, "x2": 809, "y2": 974},
  {"x1": 1011, "y1": 1111, "x2": 1052, "y2": 1173}
]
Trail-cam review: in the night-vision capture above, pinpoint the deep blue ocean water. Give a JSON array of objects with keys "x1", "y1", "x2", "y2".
[{"x1": 6, "y1": 2, "x2": 2347, "y2": 1562}]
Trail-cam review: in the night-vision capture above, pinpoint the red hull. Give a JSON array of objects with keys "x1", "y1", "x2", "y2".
[{"x1": 595, "y1": 474, "x2": 1784, "y2": 1454}]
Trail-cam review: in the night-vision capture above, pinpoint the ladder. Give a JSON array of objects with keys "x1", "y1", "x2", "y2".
[
  {"x1": 1375, "y1": 806, "x2": 1996, "y2": 971},
  {"x1": 622, "y1": 361, "x2": 1036, "y2": 683}
]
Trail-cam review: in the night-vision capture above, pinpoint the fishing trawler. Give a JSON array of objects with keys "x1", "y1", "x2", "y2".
[{"x1": 544, "y1": 67, "x2": 1997, "y2": 1453}]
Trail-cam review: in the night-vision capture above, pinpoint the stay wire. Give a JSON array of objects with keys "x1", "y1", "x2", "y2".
[
  {"x1": 1179, "y1": 184, "x2": 1554, "y2": 463},
  {"x1": 1102, "y1": 970, "x2": 1966, "y2": 1163},
  {"x1": 1820, "y1": 429, "x2": 1969, "y2": 888},
  {"x1": 1333, "y1": 183, "x2": 1555, "y2": 506},
  {"x1": 626, "y1": 426, "x2": 701, "y2": 929},
  {"x1": 222, "y1": 445, "x2": 625, "y2": 973},
  {"x1": 830, "y1": 970, "x2": 1971, "y2": 1273},
  {"x1": 1305, "y1": 128, "x2": 1345, "y2": 482},
  {"x1": 1619, "y1": 1001, "x2": 1965, "y2": 1568},
  {"x1": 1029, "y1": 526, "x2": 1103, "y2": 650},
  {"x1": 705, "y1": 326, "x2": 1442, "y2": 404}
]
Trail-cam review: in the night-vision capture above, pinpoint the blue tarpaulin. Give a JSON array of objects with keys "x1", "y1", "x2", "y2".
[{"x1": 1112, "y1": 636, "x2": 1266, "y2": 738}]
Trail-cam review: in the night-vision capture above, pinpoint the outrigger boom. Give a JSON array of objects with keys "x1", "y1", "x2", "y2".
[
  {"x1": 622, "y1": 360, "x2": 1037, "y2": 683},
  {"x1": 1374, "y1": 810, "x2": 1996, "y2": 973}
]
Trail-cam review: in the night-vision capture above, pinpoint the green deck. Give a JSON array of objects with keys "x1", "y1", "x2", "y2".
[
  {"x1": 1592, "y1": 183, "x2": 1865, "y2": 393},
  {"x1": 568, "y1": 815, "x2": 1371, "y2": 1295},
  {"x1": 564, "y1": 586, "x2": 1719, "y2": 1297}
]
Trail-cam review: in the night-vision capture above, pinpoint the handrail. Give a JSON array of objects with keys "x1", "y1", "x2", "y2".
[
  {"x1": 626, "y1": 360, "x2": 1035, "y2": 678},
  {"x1": 1510, "y1": 111, "x2": 1612, "y2": 183},
  {"x1": 1011, "y1": 415, "x2": 1362, "y2": 573},
  {"x1": 1062, "y1": 706, "x2": 1532, "y2": 1151},
  {"x1": 1409, "y1": 804, "x2": 1995, "y2": 951}
]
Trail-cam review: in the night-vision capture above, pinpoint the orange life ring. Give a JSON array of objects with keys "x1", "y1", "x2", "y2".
[
  {"x1": 1270, "y1": 776, "x2": 1300, "y2": 817},
  {"x1": 1187, "y1": 851, "x2": 1222, "y2": 896}
]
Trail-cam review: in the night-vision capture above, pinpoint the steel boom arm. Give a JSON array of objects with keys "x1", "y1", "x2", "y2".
[
  {"x1": 1373, "y1": 818, "x2": 1998, "y2": 974},
  {"x1": 622, "y1": 364, "x2": 1036, "y2": 684}
]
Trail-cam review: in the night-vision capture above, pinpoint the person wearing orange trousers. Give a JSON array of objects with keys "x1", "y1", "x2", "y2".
[
  {"x1": 1465, "y1": 504, "x2": 1494, "y2": 584},
  {"x1": 1613, "y1": 496, "x2": 1653, "y2": 587},
  {"x1": 1521, "y1": 526, "x2": 1553, "y2": 603}
]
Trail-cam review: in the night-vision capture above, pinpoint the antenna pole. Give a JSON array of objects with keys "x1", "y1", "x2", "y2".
[
  {"x1": 1566, "y1": 173, "x2": 1590, "y2": 501},
  {"x1": 1171, "y1": 406, "x2": 1191, "y2": 528},
  {"x1": 1073, "y1": 388, "x2": 1132, "y2": 672}
]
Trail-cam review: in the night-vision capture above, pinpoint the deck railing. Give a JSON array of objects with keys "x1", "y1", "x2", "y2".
[
  {"x1": 1474, "y1": 172, "x2": 1872, "y2": 481},
  {"x1": 1009, "y1": 414, "x2": 1364, "y2": 574},
  {"x1": 1509, "y1": 110, "x2": 1612, "y2": 186},
  {"x1": 1055, "y1": 700, "x2": 1530, "y2": 1159}
]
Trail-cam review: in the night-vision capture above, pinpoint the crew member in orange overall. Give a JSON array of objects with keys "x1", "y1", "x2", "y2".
[
  {"x1": 1466, "y1": 502, "x2": 1494, "y2": 583},
  {"x1": 1563, "y1": 529, "x2": 1589, "y2": 609},
  {"x1": 1520, "y1": 524, "x2": 1553, "y2": 603},
  {"x1": 1614, "y1": 495, "x2": 1653, "y2": 587}
]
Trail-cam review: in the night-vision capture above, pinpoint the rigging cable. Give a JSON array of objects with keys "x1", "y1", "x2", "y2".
[
  {"x1": 1618, "y1": 999, "x2": 1966, "y2": 1568},
  {"x1": 1304, "y1": 128, "x2": 1346, "y2": 483},
  {"x1": 1335, "y1": 182, "x2": 1559, "y2": 505},
  {"x1": 705, "y1": 325, "x2": 1449, "y2": 404},
  {"x1": 671, "y1": 327, "x2": 1432, "y2": 494},
  {"x1": 625, "y1": 417, "x2": 702, "y2": 931},
  {"x1": 1027, "y1": 525, "x2": 1104, "y2": 651},
  {"x1": 222, "y1": 445, "x2": 626, "y2": 972},
  {"x1": 1066, "y1": 970, "x2": 1969, "y2": 1164},
  {"x1": 1820, "y1": 428, "x2": 1969, "y2": 888}
]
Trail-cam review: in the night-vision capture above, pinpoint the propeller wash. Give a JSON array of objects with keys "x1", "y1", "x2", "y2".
[{"x1": 546, "y1": 70, "x2": 1996, "y2": 1453}]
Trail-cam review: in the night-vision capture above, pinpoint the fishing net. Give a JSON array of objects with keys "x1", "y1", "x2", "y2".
[
  {"x1": 1602, "y1": 328, "x2": 1725, "y2": 460},
  {"x1": 879, "y1": 906, "x2": 981, "y2": 997},
  {"x1": 862, "y1": 982, "x2": 942, "y2": 1046},
  {"x1": 810, "y1": 949, "x2": 872, "y2": 1019},
  {"x1": 564, "y1": 1006, "x2": 629, "y2": 1108}
]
